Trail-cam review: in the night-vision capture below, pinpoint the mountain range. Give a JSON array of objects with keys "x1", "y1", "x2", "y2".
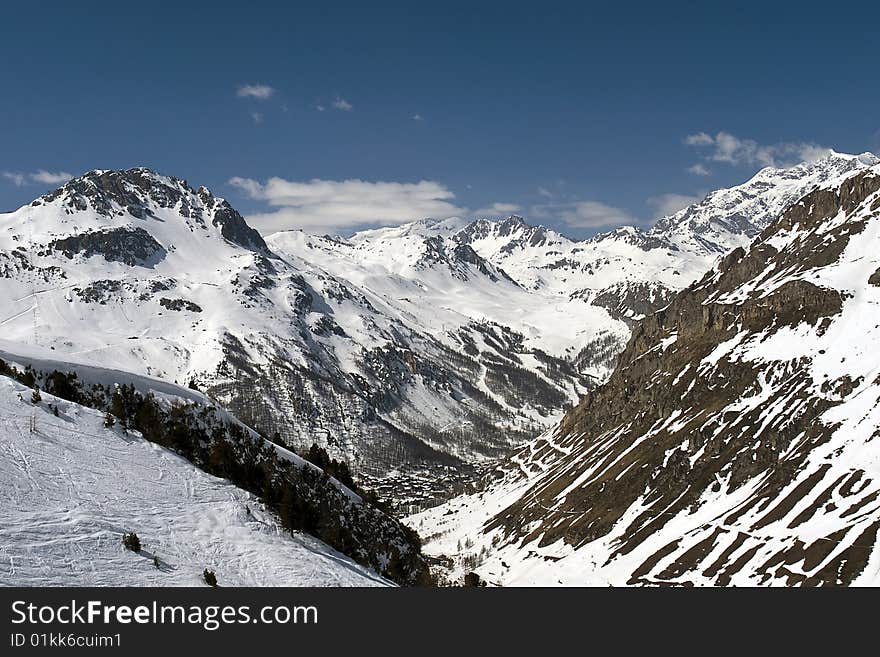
[
  {"x1": 410, "y1": 158, "x2": 880, "y2": 586},
  {"x1": 3, "y1": 151, "x2": 880, "y2": 586},
  {"x1": 1, "y1": 152, "x2": 877, "y2": 511}
]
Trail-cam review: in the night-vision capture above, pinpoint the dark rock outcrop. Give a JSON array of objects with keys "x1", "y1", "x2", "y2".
[{"x1": 51, "y1": 226, "x2": 166, "y2": 267}]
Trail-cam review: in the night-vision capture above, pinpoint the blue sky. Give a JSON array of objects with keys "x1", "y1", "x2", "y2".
[{"x1": 1, "y1": 1, "x2": 879, "y2": 237}]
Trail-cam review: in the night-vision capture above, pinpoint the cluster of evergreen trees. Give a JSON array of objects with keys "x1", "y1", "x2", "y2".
[{"x1": 299, "y1": 443, "x2": 357, "y2": 491}]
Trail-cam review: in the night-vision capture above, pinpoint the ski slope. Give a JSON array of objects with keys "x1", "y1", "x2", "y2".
[{"x1": 0, "y1": 372, "x2": 388, "y2": 587}]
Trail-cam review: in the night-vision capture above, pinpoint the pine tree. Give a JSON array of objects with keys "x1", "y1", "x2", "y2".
[
  {"x1": 110, "y1": 390, "x2": 126, "y2": 420},
  {"x1": 203, "y1": 569, "x2": 217, "y2": 587},
  {"x1": 122, "y1": 532, "x2": 141, "y2": 552},
  {"x1": 30, "y1": 389, "x2": 41, "y2": 403}
]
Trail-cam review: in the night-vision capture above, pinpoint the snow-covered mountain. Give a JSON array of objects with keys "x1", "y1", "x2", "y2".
[
  {"x1": 453, "y1": 152, "x2": 878, "y2": 369},
  {"x1": 410, "y1": 162, "x2": 880, "y2": 586},
  {"x1": 325, "y1": 152, "x2": 878, "y2": 382},
  {"x1": 652, "y1": 150, "x2": 880, "y2": 253},
  {"x1": 0, "y1": 169, "x2": 588, "y2": 508},
  {"x1": 0, "y1": 341, "x2": 428, "y2": 585},
  {"x1": 2, "y1": 153, "x2": 876, "y2": 510}
]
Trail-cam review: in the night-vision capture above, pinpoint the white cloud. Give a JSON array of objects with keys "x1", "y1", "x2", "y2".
[
  {"x1": 412, "y1": 113, "x2": 423, "y2": 121},
  {"x1": 250, "y1": 112, "x2": 263, "y2": 124},
  {"x1": 647, "y1": 193, "x2": 702, "y2": 218},
  {"x1": 537, "y1": 186, "x2": 554, "y2": 198},
  {"x1": 558, "y1": 201, "x2": 637, "y2": 228},
  {"x1": 30, "y1": 170, "x2": 72, "y2": 185},
  {"x1": 685, "y1": 131, "x2": 832, "y2": 168},
  {"x1": 332, "y1": 97, "x2": 353, "y2": 111},
  {"x1": 227, "y1": 176, "x2": 263, "y2": 198},
  {"x1": 686, "y1": 163, "x2": 711, "y2": 176},
  {"x1": 316, "y1": 104, "x2": 326, "y2": 112},
  {"x1": 236, "y1": 84, "x2": 275, "y2": 100},
  {"x1": 474, "y1": 202, "x2": 520, "y2": 217},
  {"x1": 2, "y1": 170, "x2": 72, "y2": 187},
  {"x1": 228, "y1": 176, "x2": 466, "y2": 234},
  {"x1": 684, "y1": 132, "x2": 714, "y2": 146}
]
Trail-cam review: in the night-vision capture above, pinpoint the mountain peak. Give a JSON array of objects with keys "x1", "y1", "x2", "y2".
[
  {"x1": 826, "y1": 149, "x2": 879, "y2": 165},
  {"x1": 454, "y1": 214, "x2": 562, "y2": 251},
  {"x1": 39, "y1": 167, "x2": 193, "y2": 214},
  {"x1": 648, "y1": 151, "x2": 879, "y2": 256},
  {"x1": 499, "y1": 214, "x2": 528, "y2": 227},
  {"x1": 31, "y1": 167, "x2": 267, "y2": 252}
]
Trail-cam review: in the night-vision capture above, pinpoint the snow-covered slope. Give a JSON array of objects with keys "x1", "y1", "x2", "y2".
[
  {"x1": 267, "y1": 226, "x2": 615, "y2": 373},
  {"x1": 410, "y1": 163, "x2": 880, "y2": 586},
  {"x1": 0, "y1": 368, "x2": 388, "y2": 586}
]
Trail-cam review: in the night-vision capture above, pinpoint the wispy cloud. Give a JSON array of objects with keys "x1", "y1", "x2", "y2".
[
  {"x1": 31, "y1": 170, "x2": 72, "y2": 184},
  {"x1": 684, "y1": 132, "x2": 714, "y2": 147},
  {"x1": 529, "y1": 191, "x2": 703, "y2": 229},
  {"x1": 474, "y1": 202, "x2": 520, "y2": 217},
  {"x1": 250, "y1": 111, "x2": 263, "y2": 125},
  {"x1": 1, "y1": 172, "x2": 26, "y2": 186},
  {"x1": 685, "y1": 131, "x2": 832, "y2": 169},
  {"x1": 236, "y1": 84, "x2": 275, "y2": 100},
  {"x1": 560, "y1": 201, "x2": 637, "y2": 228},
  {"x1": 412, "y1": 113, "x2": 423, "y2": 121},
  {"x1": 2, "y1": 169, "x2": 73, "y2": 187},
  {"x1": 332, "y1": 97, "x2": 353, "y2": 111},
  {"x1": 228, "y1": 176, "x2": 465, "y2": 234},
  {"x1": 686, "y1": 163, "x2": 711, "y2": 176},
  {"x1": 528, "y1": 200, "x2": 637, "y2": 229}
]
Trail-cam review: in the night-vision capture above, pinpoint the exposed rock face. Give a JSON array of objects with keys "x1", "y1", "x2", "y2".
[
  {"x1": 158, "y1": 297, "x2": 203, "y2": 313},
  {"x1": 651, "y1": 151, "x2": 880, "y2": 255},
  {"x1": 207, "y1": 196, "x2": 268, "y2": 252},
  {"x1": 456, "y1": 215, "x2": 551, "y2": 251},
  {"x1": 414, "y1": 166, "x2": 880, "y2": 586},
  {"x1": 51, "y1": 226, "x2": 166, "y2": 266},
  {"x1": 414, "y1": 235, "x2": 514, "y2": 282},
  {"x1": 74, "y1": 279, "x2": 125, "y2": 304},
  {"x1": 441, "y1": 153, "x2": 880, "y2": 386},
  {"x1": 589, "y1": 281, "x2": 675, "y2": 327},
  {"x1": 586, "y1": 226, "x2": 675, "y2": 253}
]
